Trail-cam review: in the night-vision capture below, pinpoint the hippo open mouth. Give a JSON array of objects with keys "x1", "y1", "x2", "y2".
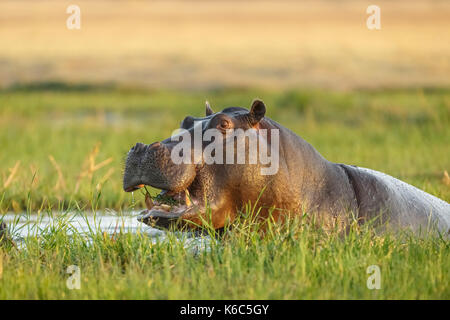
[
  {"x1": 131, "y1": 185, "x2": 202, "y2": 229},
  {"x1": 123, "y1": 135, "x2": 202, "y2": 228}
]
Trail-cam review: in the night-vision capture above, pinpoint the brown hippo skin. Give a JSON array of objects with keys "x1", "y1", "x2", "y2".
[{"x1": 123, "y1": 100, "x2": 450, "y2": 234}]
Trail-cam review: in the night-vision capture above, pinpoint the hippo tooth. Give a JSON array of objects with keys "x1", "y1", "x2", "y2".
[
  {"x1": 185, "y1": 190, "x2": 192, "y2": 207},
  {"x1": 145, "y1": 192, "x2": 153, "y2": 210}
]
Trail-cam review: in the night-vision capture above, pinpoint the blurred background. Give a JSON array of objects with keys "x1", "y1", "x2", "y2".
[
  {"x1": 1, "y1": 0, "x2": 449, "y2": 89},
  {"x1": 0, "y1": 0, "x2": 449, "y2": 212}
]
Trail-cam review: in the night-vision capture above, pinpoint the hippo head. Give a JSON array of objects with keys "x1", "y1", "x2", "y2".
[{"x1": 123, "y1": 99, "x2": 279, "y2": 230}]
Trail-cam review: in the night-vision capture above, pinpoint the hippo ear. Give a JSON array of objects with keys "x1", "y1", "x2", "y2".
[
  {"x1": 249, "y1": 99, "x2": 266, "y2": 124},
  {"x1": 205, "y1": 101, "x2": 214, "y2": 116}
]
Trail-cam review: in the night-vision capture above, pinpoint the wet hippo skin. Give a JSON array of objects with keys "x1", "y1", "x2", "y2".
[{"x1": 123, "y1": 99, "x2": 450, "y2": 234}]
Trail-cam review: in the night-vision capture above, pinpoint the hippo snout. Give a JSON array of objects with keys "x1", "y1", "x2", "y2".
[{"x1": 123, "y1": 140, "x2": 196, "y2": 193}]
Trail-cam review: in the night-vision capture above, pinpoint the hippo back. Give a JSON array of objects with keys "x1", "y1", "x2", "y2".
[{"x1": 340, "y1": 164, "x2": 450, "y2": 234}]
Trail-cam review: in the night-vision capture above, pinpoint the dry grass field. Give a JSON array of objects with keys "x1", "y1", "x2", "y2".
[{"x1": 0, "y1": 0, "x2": 449, "y2": 89}]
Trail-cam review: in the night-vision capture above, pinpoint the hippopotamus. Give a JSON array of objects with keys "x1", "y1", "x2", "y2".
[{"x1": 123, "y1": 99, "x2": 450, "y2": 234}]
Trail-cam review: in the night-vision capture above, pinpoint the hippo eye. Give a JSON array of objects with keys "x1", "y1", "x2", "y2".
[{"x1": 219, "y1": 119, "x2": 230, "y2": 130}]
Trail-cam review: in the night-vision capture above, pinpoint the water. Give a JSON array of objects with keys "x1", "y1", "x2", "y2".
[{"x1": 1, "y1": 211, "x2": 211, "y2": 252}]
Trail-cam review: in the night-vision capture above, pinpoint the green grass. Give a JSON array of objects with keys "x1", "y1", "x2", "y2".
[
  {"x1": 1, "y1": 209, "x2": 449, "y2": 299},
  {"x1": 0, "y1": 84, "x2": 449, "y2": 299}
]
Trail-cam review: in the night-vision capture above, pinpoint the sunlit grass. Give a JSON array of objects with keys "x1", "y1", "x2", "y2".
[{"x1": 0, "y1": 202, "x2": 448, "y2": 299}]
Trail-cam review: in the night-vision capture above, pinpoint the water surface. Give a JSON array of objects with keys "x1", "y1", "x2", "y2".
[{"x1": 1, "y1": 211, "x2": 210, "y2": 251}]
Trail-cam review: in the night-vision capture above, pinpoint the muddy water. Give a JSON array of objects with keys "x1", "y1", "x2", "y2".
[{"x1": 1, "y1": 211, "x2": 210, "y2": 251}]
